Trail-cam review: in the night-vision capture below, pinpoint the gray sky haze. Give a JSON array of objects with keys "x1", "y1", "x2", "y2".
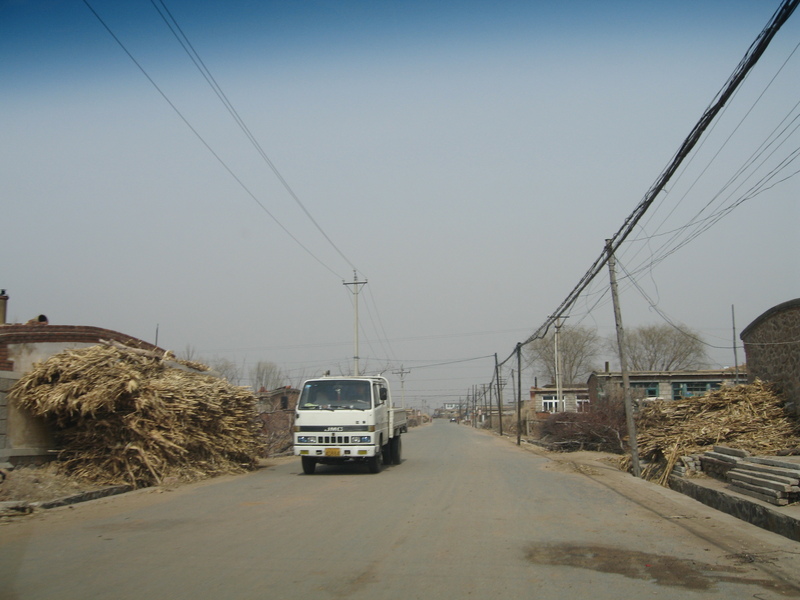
[{"x1": 3, "y1": 0, "x2": 799, "y2": 407}]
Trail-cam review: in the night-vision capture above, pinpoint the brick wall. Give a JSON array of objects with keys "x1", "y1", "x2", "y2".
[
  {"x1": 0, "y1": 324, "x2": 161, "y2": 372},
  {"x1": 741, "y1": 299, "x2": 800, "y2": 418},
  {"x1": 0, "y1": 324, "x2": 162, "y2": 461}
]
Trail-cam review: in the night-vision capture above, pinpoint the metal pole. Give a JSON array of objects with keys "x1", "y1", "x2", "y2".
[{"x1": 606, "y1": 240, "x2": 641, "y2": 478}]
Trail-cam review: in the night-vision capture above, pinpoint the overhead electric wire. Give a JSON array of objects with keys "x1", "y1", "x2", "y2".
[
  {"x1": 616, "y1": 259, "x2": 735, "y2": 351},
  {"x1": 150, "y1": 0, "x2": 359, "y2": 276},
  {"x1": 628, "y1": 37, "x2": 800, "y2": 253},
  {"x1": 81, "y1": 0, "x2": 346, "y2": 279},
  {"x1": 517, "y1": 0, "x2": 799, "y2": 364}
]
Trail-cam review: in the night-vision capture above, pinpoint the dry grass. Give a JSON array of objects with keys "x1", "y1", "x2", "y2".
[
  {"x1": 8, "y1": 343, "x2": 264, "y2": 488},
  {"x1": 625, "y1": 380, "x2": 800, "y2": 484}
]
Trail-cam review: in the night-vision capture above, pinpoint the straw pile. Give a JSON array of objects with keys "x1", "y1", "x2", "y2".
[
  {"x1": 626, "y1": 380, "x2": 800, "y2": 485},
  {"x1": 8, "y1": 343, "x2": 263, "y2": 488}
]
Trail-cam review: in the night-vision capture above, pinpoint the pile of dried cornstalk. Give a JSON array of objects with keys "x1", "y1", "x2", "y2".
[
  {"x1": 626, "y1": 380, "x2": 800, "y2": 485},
  {"x1": 9, "y1": 343, "x2": 263, "y2": 488}
]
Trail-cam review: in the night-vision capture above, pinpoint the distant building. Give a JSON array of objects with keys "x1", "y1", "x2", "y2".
[
  {"x1": 587, "y1": 368, "x2": 745, "y2": 403},
  {"x1": 741, "y1": 298, "x2": 800, "y2": 418},
  {"x1": 529, "y1": 386, "x2": 590, "y2": 413},
  {"x1": 255, "y1": 386, "x2": 300, "y2": 413}
]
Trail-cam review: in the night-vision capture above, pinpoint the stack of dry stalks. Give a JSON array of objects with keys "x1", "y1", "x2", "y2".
[
  {"x1": 9, "y1": 343, "x2": 263, "y2": 488},
  {"x1": 626, "y1": 380, "x2": 800, "y2": 485}
]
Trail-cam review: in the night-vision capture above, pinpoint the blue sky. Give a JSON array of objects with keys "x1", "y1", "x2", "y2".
[{"x1": 3, "y1": 0, "x2": 798, "y2": 406}]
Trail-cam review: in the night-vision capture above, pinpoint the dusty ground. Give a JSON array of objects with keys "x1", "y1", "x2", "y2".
[
  {"x1": 0, "y1": 463, "x2": 105, "y2": 503},
  {"x1": 0, "y1": 456, "x2": 288, "y2": 510}
]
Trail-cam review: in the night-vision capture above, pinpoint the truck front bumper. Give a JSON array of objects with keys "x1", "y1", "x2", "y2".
[{"x1": 294, "y1": 445, "x2": 378, "y2": 458}]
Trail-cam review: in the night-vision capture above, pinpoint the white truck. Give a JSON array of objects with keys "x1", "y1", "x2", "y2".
[{"x1": 293, "y1": 375, "x2": 407, "y2": 474}]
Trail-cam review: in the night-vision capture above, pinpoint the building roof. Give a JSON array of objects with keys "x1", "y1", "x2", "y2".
[
  {"x1": 589, "y1": 368, "x2": 744, "y2": 380},
  {"x1": 740, "y1": 298, "x2": 800, "y2": 340}
]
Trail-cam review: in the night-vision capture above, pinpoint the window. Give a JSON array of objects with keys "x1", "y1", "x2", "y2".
[
  {"x1": 630, "y1": 382, "x2": 659, "y2": 399},
  {"x1": 541, "y1": 395, "x2": 559, "y2": 413},
  {"x1": 672, "y1": 381, "x2": 721, "y2": 400},
  {"x1": 576, "y1": 394, "x2": 590, "y2": 412}
]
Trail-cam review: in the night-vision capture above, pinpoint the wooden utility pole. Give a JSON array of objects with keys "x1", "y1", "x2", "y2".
[
  {"x1": 494, "y1": 353, "x2": 503, "y2": 436},
  {"x1": 554, "y1": 317, "x2": 565, "y2": 412},
  {"x1": 606, "y1": 240, "x2": 641, "y2": 478}
]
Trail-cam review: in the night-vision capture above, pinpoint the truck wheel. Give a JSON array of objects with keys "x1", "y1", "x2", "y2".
[
  {"x1": 382, "y1": 442, "x2": 392, "y2": 465},
  {"x1": 367, "y1": 452, "x2": 383, "y2": 474},
  {"x1": 301, "y1": 456, "x2": 317, "y2": 475},
  {"x1": 391, "y1": 436, "x2": 402, "y2": 464}
]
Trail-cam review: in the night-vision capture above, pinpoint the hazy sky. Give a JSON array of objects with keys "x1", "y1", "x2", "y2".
[{"x1": 3, "y1": 0, "x2": 799, "y2": 408}]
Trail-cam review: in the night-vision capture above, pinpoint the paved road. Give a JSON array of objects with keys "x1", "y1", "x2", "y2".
[{"x1": 2, "y1": 421, "x2": 800, "y2": 599}]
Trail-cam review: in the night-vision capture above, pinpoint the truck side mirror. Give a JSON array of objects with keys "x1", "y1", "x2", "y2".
[{"x1": 380, "y1": 388, "x2": 388, "y2": 401}]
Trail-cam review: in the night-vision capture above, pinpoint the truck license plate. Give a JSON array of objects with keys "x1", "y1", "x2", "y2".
[{"x1": 324, "y1": 448, "x2": 341, "y2": 457}]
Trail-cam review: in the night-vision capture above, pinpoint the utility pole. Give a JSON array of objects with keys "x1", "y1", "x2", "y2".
[
  {"x1": 483, "y1": 384, "x2": 489, "y2": 428},
  {"x1": 494, "y1": 353, "x2": 503, "y2": 437},
  {"x1": 732, "y1": 305, "x2": 741, "y2": 385},
  {"x1": 516, "y1": 342, "x2": 522, "y2": 446},
  {"x1": 342, "y1": 271, "x2": 367, "y2": 376},
  {"x1": 392, "y1": 365, "x2": 410, "y2": 408},
  {"x1": 606, "y1": 240, "x2": 641, "y2": 478},
  {"x1": 473, "y1": 385, "x2": 478, "y2": 427},
  {"x1": 553, "y1": 317, "x2": 567, "y2": 412}
]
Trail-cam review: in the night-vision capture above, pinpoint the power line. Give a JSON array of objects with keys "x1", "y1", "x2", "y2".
[
  {"x1": 81, "y1": 0, "x2": 345, "y2": 279},
  {"x1": 519, "y1": 0, "x2": 799, "y2": 360},
  {"x1": 150, "y1": 0, "x2": 359, "y2": 275}
]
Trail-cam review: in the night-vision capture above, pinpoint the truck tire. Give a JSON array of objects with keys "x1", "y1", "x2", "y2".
[
  {"x1": 301, "y1": 456, "x2": 317, "y2": 475},
  {"x1": 367, "y1": 452, "x2": 383, "y2": 474},
  {"x1": 391, "y1": 436, "x2": 402, "y2": 464},
  {"x1": 382, "y1": 442, "x2": 392, "y2": 465}
]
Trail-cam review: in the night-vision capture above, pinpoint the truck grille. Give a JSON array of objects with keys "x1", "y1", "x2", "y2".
[{"x1": 318, "y1": 436, "x2": 350, "y2": 444}]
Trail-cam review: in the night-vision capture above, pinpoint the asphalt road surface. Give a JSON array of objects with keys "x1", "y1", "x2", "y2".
[{"x1": 2, "y1": 420, "x2": 800, "y2": 600}]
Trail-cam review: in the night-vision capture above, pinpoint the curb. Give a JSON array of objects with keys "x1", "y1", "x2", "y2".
[
  {"x1": 668, "y1": 474, "x2": 800, "y2": 543},
  {"x1": 1, "y1": 484, "x2": 133, "y2": 517}
]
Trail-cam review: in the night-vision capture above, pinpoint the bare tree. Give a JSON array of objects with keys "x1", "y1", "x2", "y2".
[
  {"x1": 526, "y1": 325, "x2": 602, "y2": 385},
  {"x1": 617, "y1": 324, "x2": 707, "y2": 371},
  {"x1": 209, "y1": 357, "x2": 243, "y2": 386},
  {"x1": 250, "y1": 361, "x2": 286, "y2": 392}
]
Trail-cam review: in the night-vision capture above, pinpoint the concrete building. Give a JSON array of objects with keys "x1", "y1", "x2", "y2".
[
  {"x1": 587, "y1": 368, "x2": 745, "y2": 403},
  {"x1": 741, "y1": 298, "x2": 800, "y2": 418},
  {"x1": 529, "y1": 386, "x2": 590, "y2": 413}
]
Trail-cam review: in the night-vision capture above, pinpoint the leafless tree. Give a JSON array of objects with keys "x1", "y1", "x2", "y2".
[
  {"x1": 615, "y1": 323, "x2": 707, "y2": 371},
  {"x1": 209, "y1": 357, "x2": 243, "y2": 386},
  {"x1": 526, "y1": 325, "x2": 602, "y2": 385},
  {"x1": 250, "y1": 361, "x2": 286, "y2": 392}
]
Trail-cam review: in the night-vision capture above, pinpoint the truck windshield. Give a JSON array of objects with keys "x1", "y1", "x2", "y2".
[{"x1": 298, "y1": 380, "x2": 372, "y2": 410}]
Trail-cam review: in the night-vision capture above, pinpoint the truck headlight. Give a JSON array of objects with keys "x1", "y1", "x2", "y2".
[
  {"x1": 351, "y1": 436, "x2": 371, "y2": 444},
  {"x1": 297, "y1": 436, "x2": 316, "y2": 443}
]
